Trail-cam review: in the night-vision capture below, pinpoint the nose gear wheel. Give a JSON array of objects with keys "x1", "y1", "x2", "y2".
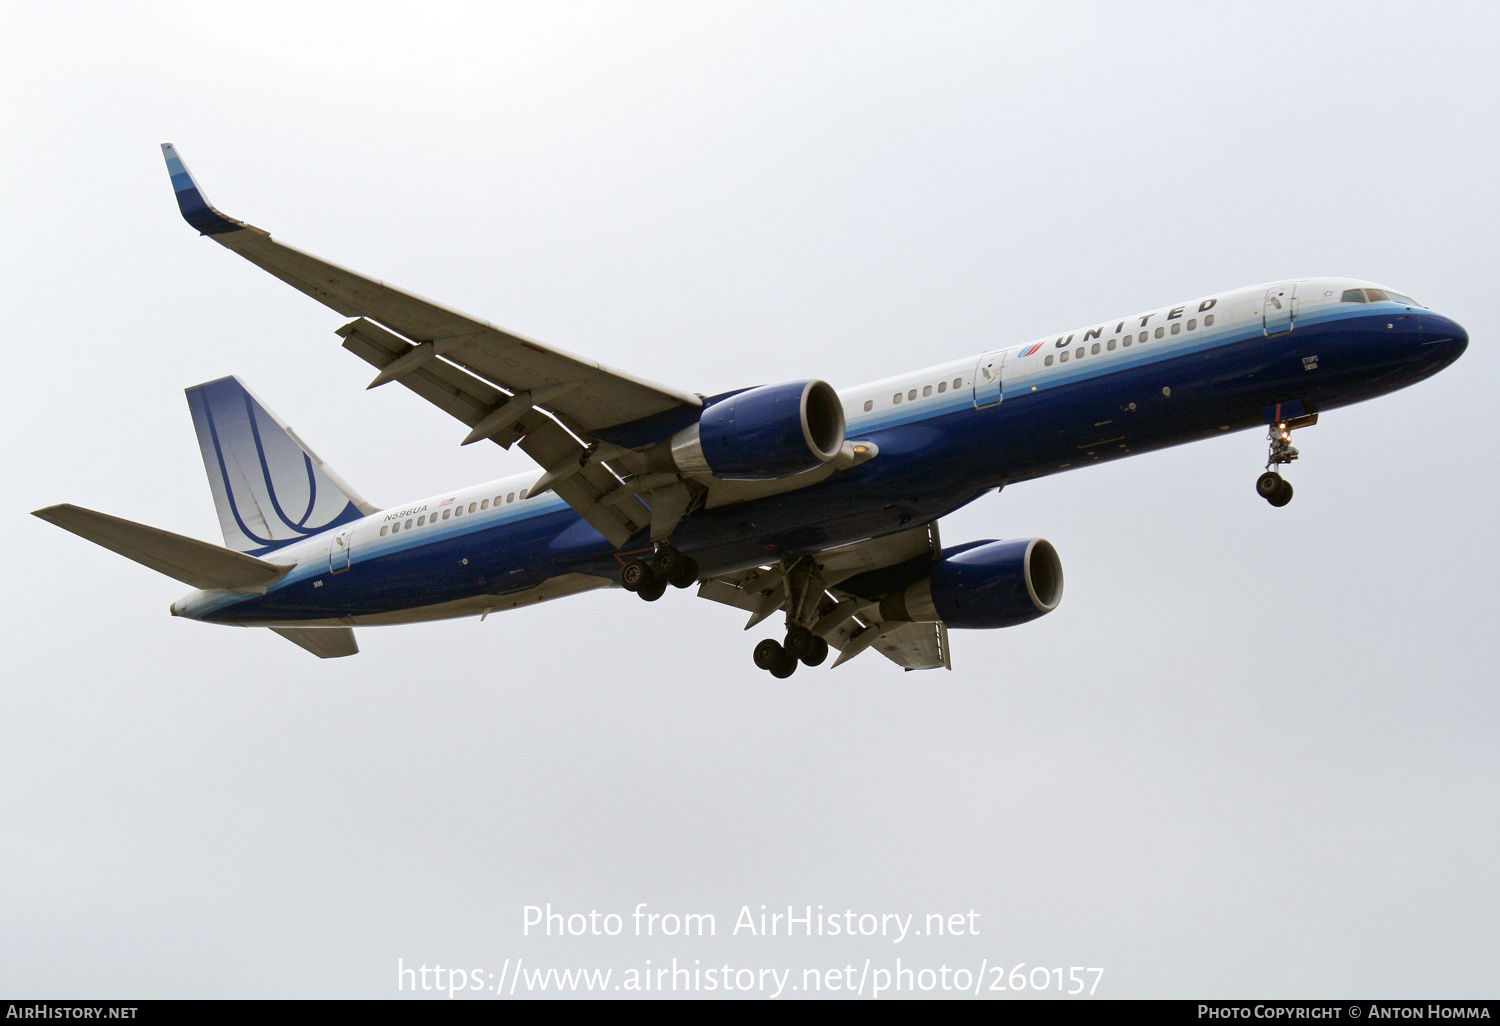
[
  {"x1": 1256, "y1": 471, "x2": 1293, "y2": 507},
  {"x1": 1257, "y1": 420, "x2": 1302, "y2": 507}
]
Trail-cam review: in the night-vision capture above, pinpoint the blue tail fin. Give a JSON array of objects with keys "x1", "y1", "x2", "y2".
[{"x1": 185, "y1": 376, "x2": 375, "y2": 555}]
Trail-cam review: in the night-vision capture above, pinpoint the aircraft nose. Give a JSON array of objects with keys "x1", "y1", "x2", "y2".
[{"x1": 1420, "y1": 312, "x2": 1468, "y2": 364}]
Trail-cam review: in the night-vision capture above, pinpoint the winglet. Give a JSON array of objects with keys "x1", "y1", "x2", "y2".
[{"x1": 160, "y1": 143, "x2": 245, "y2": 236}]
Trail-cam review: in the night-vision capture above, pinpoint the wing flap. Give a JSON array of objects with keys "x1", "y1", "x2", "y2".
[
  {"x1": 871, "y1": 621, "x2": 950, "y2": 671},
  {"x1": 271, "y1": 627, "x2": 359, "y2": 659},
  {"x1": 33, "y1": 504, "x2": 290, "y2": 592},
  {"x1": 814, "y1": 523, "x2": 941, "y2": 584},
  {"x1": 696, "y1": 522, "x2": 952, "y2": 671},
  {"x1": 340, "y1": 318, "x2": 650, "y2": 547},
  {"x1": 512, "y1": 413, "x2": 649, "y2": 548},
  {"x1": 340, "y1": 317, "x2": 508, "y2": 433}
]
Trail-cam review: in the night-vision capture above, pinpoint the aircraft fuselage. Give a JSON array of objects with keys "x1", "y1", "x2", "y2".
[{"x1": 169, "y1": 278, "x2": 1467, "y2": 629}]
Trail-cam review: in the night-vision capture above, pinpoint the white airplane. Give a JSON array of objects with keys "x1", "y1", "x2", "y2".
[{"x1": 32, "y1": 145, "x2": 1469, "y2": 673}]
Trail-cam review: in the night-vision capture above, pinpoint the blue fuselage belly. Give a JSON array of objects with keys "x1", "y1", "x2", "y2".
[{"x1": 200, "y1": 307, "x2": 1466, "y2": 625}]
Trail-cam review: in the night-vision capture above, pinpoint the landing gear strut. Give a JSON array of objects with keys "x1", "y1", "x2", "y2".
[
  {"x1": 1256, "y1": 421, "x2": 1299, "y2": 507},
  {"x1": 743, "y1": 553, "x2": 836, "y2": 676},
  {"x1": 620, "y1": 544, "x2": 698, "y2": 601}
]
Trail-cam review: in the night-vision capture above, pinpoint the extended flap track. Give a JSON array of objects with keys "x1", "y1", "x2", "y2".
[{"x1": 338, "y1": 318, "x2": 652, "y2": 548}]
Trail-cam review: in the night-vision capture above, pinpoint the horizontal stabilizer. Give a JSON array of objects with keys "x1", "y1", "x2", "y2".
[
  {"x1": 271, "y1": 627, "x2": 358, "y2": 659},
  {"x1": 32, "y1": 504, "x2": 290, "y2": 591}
]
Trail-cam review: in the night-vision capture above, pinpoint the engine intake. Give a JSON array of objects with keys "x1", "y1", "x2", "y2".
[
  {"x1": 881, "y1": 538, "x2": 1063, "y2": 629},
  {"x1": 665, "y1": 380, "x2": 846, "y2": 480}
]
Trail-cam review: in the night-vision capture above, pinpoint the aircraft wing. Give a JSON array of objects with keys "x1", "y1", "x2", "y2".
[
  {"x1": 161, "y1": 144, "x2": 700, "y2": 546},
  {"x1": 697, "y1": 522, "x2": 952, "y2": 672}
]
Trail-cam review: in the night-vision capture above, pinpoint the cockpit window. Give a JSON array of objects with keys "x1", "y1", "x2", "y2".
[{"x1": 1344, "y1": 288, "x2": 1422, "y2": 306}]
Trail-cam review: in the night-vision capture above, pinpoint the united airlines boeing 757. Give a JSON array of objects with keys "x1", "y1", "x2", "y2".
[{"x1": 31, "y1": 145, "x2": 1469, "y2": 672}]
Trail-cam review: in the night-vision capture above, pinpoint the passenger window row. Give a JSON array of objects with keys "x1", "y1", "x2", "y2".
[
  {"x1": 863, "y1": 376, "x2": 965, "y2": 411},
  {"x1": 379, "y1": 489, "x2": 528, "y2": 536},
  {"x1": 1042, "y1": 314, "x2": 1214, "y2": 367}
]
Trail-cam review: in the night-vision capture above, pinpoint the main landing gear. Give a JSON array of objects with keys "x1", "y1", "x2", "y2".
[
  {"x1": 752, "y1": 626, "x2": 829, "y2": 679},
  {"x1": 1256, "y1": 420, "x2": 1300, "y2": 507},
  {"x1": 619, "y1": 544, "x2": 699, "y2": 602},
  {"x1": 739, "y1": 554, "x2": 836, "y2": 677}
]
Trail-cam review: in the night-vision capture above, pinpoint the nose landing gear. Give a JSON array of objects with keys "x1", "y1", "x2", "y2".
[
  {"x1": 1256, "y1": 470, "x2": 1294, "y2": 507},
  {"x1": 1256, "y1": 420, "x2": 1300, "y2": 507}
]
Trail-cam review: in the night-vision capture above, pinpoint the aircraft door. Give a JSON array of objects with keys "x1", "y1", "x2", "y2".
[
  {"x1": 1263, "y1": 284, "x2": 1297, "y2": 336},
  {"x1": 972, "y1": 350, "x2": 1007, "y2": 408},
  {"x1": 329, "y1": 527, "x2": 353, "y2": 573}
]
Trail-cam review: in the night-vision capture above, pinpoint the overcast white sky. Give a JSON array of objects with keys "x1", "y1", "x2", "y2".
[{"x1": 3, "y1": 0, "x2": 1496, "y2": 1000}]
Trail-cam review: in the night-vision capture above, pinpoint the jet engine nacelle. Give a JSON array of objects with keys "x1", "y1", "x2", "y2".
[
  {"x1": 881, "y1": 538, "x2": 1064, "y2": 629},
  {"x1": 666, "y1": 380, "x2": 846, "y2": 480}
]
